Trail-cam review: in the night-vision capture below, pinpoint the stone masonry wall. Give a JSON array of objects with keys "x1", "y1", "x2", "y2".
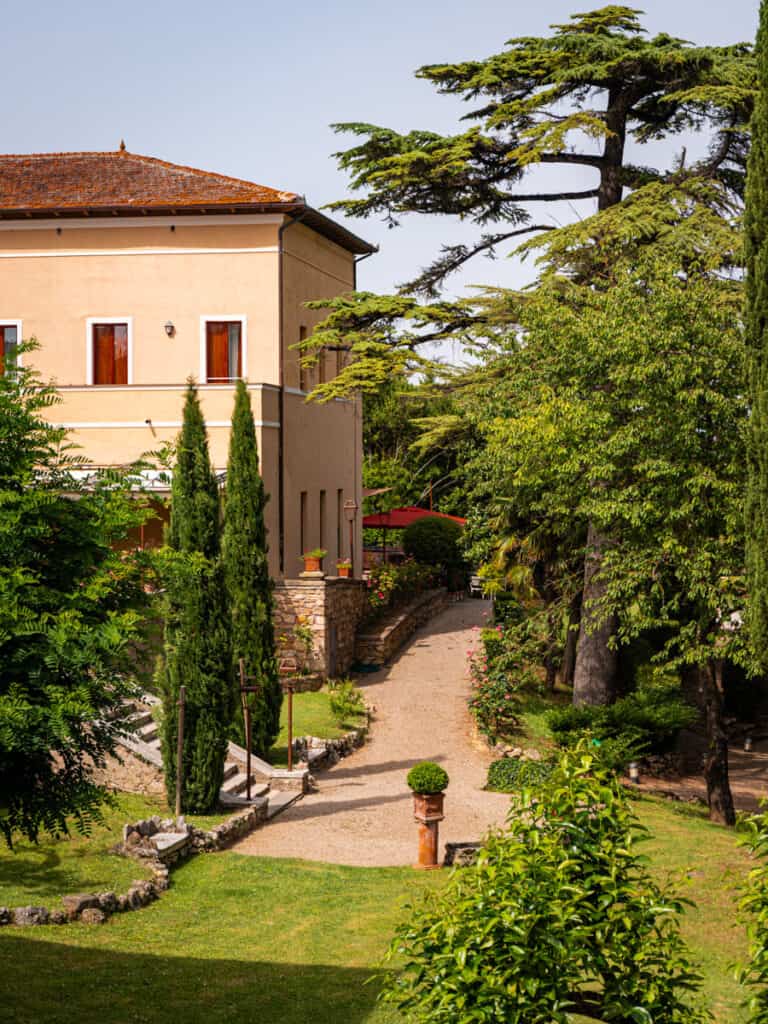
[{"x1": 274, "y1": 577, "x2": 367, "y2": 678}]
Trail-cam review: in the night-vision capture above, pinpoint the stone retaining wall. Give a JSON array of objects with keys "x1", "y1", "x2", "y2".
[
  {"x1": 293, "y1": 724, "x2": 369, "y2": 773},
  {"x1": 355, "y1": 589, "x2": 450, "y2": 666},
  {"x1": 274, "y1": 577, "x2": 367, "y2": 678}
]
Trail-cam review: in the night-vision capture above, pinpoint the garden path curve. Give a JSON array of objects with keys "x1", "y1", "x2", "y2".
[{"x1": 235, "y1": 600, "x2": 510, "y2": 866}]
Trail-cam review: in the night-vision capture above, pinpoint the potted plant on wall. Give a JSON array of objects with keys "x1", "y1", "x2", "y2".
[
  {"x1": 336, "y1": 558, "x2": 352, "y2": 579},
  {"x1": 301, "y1": 548, "x2": 327, "y2": 575},
  {"x1": 407, "y1": 761, "x2": 449, "y2": 869}
]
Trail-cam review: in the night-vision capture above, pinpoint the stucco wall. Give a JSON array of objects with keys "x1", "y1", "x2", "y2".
[
  {"x1": 280, "y1": 223, "x2": 362, "y2": 574},
  {"x1": 0, "y1": 213, "x2": 363, "y2": 579}
]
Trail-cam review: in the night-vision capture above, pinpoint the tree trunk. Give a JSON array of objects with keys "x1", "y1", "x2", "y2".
[
  {"x1": 570, "y1": 93, "x2": 628, "y2": 706},
  {"x1": 573, "y1": 523, "x2": 618, "y2": 705},
  {"x1": 559, "y1": 592, "x2": 581, "y2": 688},
  {"x1": 701, "y1": 659, "x2": 736, "y2": 826}
]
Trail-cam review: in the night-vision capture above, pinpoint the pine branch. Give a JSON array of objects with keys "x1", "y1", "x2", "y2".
[{"x1": 399, "y1": 226, "x2": 555, "y2": 298}]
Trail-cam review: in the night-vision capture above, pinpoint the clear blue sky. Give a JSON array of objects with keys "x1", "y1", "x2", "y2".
[{"x1": 3, "y1": 1, "x2": 760, "y2": 296}]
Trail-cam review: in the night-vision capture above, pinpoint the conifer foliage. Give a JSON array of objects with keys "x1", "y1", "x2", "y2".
[
  {"x1": 0, "y1": 342, "x2": 152, "y2": 846},
  {"x1": 746, "y1": 0, "x2": 768, "y2": 674},
  {"x1": 159, "y1": 382, "x2": 233, "y2": 813},
  {"x1": 223, "y1": 380, "x2": 281, "y2": 756}
]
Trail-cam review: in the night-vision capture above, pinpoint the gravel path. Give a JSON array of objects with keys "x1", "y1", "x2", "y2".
[{"x1": 235, "y1": 600, "x2": 510, "y2": 866}]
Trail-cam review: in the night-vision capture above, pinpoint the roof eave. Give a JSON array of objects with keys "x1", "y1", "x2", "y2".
[{"x1": 0, "y1": 201, "x2": 377, "y2": 255}]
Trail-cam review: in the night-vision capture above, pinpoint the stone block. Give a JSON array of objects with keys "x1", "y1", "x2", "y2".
[
  {"x1": 98, "y1": 891, "x2": 118, "y2": 914},
  {"x1": 49, "y1": 910, "x2": 68, "y2": 925},
  {"x1": 62, "y1": 893, "x2": 101, "y2": 921},
  {"x1": 269, "y1": 767, "x2": 310, "y2": 793},
  {"x1": 0, "y1": 908, "x2": 9, "y2": 926},
  {"x1": 443, "y1": 843, "x2": 482, "y2": 868},
  {"x1": 80, "y1": 908, "x2": 106, "y2": 925},
  {"x1": 12, "y1": 906, "x2": 49, "y2": 926}
]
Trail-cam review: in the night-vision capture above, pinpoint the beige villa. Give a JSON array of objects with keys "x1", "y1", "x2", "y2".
[{"x1": 0, "y1": 147, "x2": 376, "y2": 582}]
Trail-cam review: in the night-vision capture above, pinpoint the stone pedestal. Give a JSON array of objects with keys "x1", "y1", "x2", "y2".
[{"x1": 412, "y1": 792, "x2": 445, "y2": 870}]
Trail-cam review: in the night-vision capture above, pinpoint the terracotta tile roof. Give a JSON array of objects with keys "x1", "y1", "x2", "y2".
[{"x1": 0, "y1": 148, "x2": 300, "y2": 213}]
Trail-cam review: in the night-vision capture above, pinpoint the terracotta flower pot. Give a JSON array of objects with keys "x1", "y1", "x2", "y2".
[
  {"x1": 303, "y1": 556, "x2": 322, "y2": 573},
  {"x1": 337, "y1": 565, "x2": 352, "y2": 578},
  {"x1": 412, "y1": 791, "x2": 445, "y2": 823}
]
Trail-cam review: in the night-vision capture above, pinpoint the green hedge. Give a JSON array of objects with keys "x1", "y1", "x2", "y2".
[{"x1": 486, "y1": 757, "x2": 556, "y2": 793}]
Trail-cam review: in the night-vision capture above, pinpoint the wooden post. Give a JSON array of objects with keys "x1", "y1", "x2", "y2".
[
  {"x1": 175, "y1": 685, "x2": 186, "y2": 818},
  {"x1": 287, "y1": 684, "x2": 294, "y2": 772}
]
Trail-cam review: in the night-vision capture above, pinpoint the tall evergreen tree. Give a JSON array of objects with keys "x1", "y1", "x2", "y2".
[
  {"x1": 159, "y1": 382, "x2": 232, "y2": 812},
  {"x1": 308, "y1": 6, "x2": 754, "y2": 706},
  {"x1": 747, "y1": 0, "x2": 768, "y2": 675},
  {"x1": 223, "y1": 380, "x2": 281, "y2": 756}
]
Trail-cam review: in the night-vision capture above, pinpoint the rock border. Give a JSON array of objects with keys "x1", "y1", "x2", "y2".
[
  {"x1": 293, "y1": 723, "x2": 369, "y2": 774},
  {"x1": 0, "y1": 803, "x2": 267, "y2": 928}
]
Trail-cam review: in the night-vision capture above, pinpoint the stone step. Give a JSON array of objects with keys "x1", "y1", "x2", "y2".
[
  {"x1": 116, "y1": 730, "x2": 164, "y2": 768},
  {"x1": 226, "y1": 741, "x2": 273, "y2": 780},
  {"x1": 128, "y1": 710, "x2": 154, "y2": 731},
  {"x1": 223, "y1": 772, "x2": 269, "y2": 798},
  {"x1": 137, "y1": 721, "x2": 159, "y2": 743},
  {"x1": 265, "y1": 791, "x2": 302, "y2": 820},
  {"x1": 150, "y1": 832, "x2": 191, "y2": 858},
  {"x1": 222, "y1": 762, "x2": 239, "y2": 782}
]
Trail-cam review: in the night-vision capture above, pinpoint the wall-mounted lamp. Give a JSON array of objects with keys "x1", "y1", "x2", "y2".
[{"x1": 164, "y1": 321, "x2": 175, "y2": 338}]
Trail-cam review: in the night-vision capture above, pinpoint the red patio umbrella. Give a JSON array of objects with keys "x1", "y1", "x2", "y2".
[{"x1": 362, "y1": 506, "x2": 466, "y2": 563}]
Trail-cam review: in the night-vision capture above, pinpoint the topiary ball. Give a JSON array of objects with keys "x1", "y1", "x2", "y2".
[{"x1": 407, "y1": 761, "x2": 449, "y2": 794}]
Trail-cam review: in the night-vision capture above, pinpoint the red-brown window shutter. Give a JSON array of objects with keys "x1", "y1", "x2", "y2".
[
  {"x1": 206, "y1": 321, "x2": 241, "y2": 382},
  {"x1": 92, "y1": 324, "x2": 128, "y2": 385}
]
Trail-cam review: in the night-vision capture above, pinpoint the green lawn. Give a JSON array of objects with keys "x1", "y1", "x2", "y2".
[
  {"x1": 0, "y1": 795, "x2": 230, "y2": 908},
  {"x1": 269, "y1": 687, "x2": 367, "y2": 767},
  {"x1": 0, "y1": 792, "x2": 755, "y2": 1023},
  {"x1": 635, "y1": 795, "x2": 752, "y2": 1024},
  {"x1": 0, "y1": 854, "x2": 438, "y2": 1024}
]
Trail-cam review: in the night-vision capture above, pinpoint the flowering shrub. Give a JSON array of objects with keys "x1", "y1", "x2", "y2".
[
  {"x1": 365, "y1": 559, "x2": 435, "y2": 617},
  {"x1": 467, "y1": 622, "x2": 544, "y2": 743},
  {"x1": 468, "y1": 660, "x2": 520, "y2": 743}
]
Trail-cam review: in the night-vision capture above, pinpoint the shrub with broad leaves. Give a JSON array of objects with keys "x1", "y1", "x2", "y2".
[{"x1": 380, "y1": 743, "x2": 706, "y2": 1023}]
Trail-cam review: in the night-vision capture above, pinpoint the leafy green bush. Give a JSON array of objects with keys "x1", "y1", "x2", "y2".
[
  {"x1": 739, "y1": 812, "x2": 768, "y2": 1022},
  {"x1": 547, "y1": 683, "x2": 696, "y2": 767},
  {"x1": 327, "y1": 680, "x2": 366, "y2": 726},
  {"x1": 402, "y1": 516, "x2": 463, "y2": 568},
  {"x1": 486, "y1": 756, "x2": 555, "y2": 792},
  {"x1": 381, "y1": 743, "x2": 705, "y2": 1023},
  {"x1": 406, "y1": 762, "x2": 449, "y2": 794}
]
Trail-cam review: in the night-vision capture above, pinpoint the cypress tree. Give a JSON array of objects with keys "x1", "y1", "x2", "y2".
[
  {"x1": 747, "y1": 0, "x2": 768, "y2": 673},
  {"x1": 223, "y1": 380, "x2": 281, "y2": 756},
  {"x1": 159, "y1": 382, "x2": 233, "y2": 812}
]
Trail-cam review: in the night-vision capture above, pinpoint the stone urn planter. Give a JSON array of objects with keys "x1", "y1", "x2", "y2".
[{"x1": 407, "y1": 762, "x2": 449, "y2": 870}]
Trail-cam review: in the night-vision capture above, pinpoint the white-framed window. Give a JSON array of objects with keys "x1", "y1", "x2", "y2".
[
  {"x1": 200, "y1": 315, "x2": 247, "y2": 384},
  {"x1": 0, "y1": 319, "x2": 22, "y2": 375},
  {"x1": 86, "y1": 317, "x2": 133, "y2": 386}
]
